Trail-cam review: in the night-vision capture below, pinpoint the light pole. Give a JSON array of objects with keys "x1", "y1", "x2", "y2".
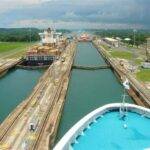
[
  {"x1": 146, "y1": 38, "x2": 150, "y2": 62},
  {"x1": 133, "y1": 29, "x2": 137, "y2": 47},
  {"x1": 29, "y1": 28, "x2": 32, "y2": 50},
  {"x1": 132, "y1": 29, "x2": 137, "y2": 72}
]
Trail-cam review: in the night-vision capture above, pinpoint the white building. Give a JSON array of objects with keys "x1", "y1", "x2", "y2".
[{"x1": 104, "y1": 37, "x2": 119, "y2": 47}]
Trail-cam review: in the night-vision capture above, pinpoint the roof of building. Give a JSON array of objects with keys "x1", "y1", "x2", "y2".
[{"x1": 105, "y1": 37, "x2": 118, "y2": 42}]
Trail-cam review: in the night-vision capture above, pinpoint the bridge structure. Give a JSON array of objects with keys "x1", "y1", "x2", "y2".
[
  {"x1": 0, "y1": 41, "x2": 77, "y2": 150},
  {"x1": 72, "y1": 64, "x2": 110, "y2": 70}
]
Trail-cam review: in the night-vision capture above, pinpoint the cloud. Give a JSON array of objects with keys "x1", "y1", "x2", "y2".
[
  {"x1": 0, "y1": 0, "x2": 42, "y2": 13},
  {"x1": 62, "y1": 11, "x2": 83, "y2": 21},
  {"x1": 11, "y1": 19, "x2": 144, "y2": 29},
  {"x1": 0, "y1": 0, "x2": 149, "y2": 29}
]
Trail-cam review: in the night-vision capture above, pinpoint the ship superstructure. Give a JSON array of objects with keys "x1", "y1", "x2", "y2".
[
  {"x1": 24, "y1": 28, "x2": 67, "y2": 66},
  {"x1": 54, "y1": 103, "x2": 150, "y2": 150},
  {"x1": 78, "y1": 33, "x2": 92, "y2": 42}
]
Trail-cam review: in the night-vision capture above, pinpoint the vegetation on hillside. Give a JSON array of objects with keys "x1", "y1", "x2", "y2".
[
  {"x1": 0, "y1": 28, "x2": 41, "y2": 42},
  {"x1": 0, "y1": 28, "x2": 71, "y2": 42}
]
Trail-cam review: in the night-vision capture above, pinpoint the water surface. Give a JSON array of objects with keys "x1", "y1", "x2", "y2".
[
  {"x1": 56, "y1": 42, "x2": 133, "y2": 141},
  {"x1": 0, "y1": 69, "x2": 44, "y2": 122}
]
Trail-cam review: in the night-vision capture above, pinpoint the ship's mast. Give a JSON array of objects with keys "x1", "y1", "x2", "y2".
[{"x1": 120, "y1": 78, "x2": 130, "y2": 119}]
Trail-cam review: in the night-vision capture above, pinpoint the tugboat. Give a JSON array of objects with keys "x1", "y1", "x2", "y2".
[{"x1": 20, "y1": 28, "x2": 67, "y2": 68}]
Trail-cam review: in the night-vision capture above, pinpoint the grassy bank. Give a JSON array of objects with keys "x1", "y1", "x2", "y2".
[
  {"x1": 0, "y1": 42, "x2": 31, "y2": 53},
  {"x1": 136, "y1": 69, "x2": 150, "y2": 82},
  {"x1": 110, "y1": 50, "x2": 132, "y2": 60},
  {"x1": 0, "y1": 42, "x2": 33, "y2": 59},
  {"x1": 102, "y1": 45, "x2": 110, "y2": 51}
]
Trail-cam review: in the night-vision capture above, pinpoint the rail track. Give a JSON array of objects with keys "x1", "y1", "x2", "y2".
[
  {"x1": 31, "y1": 44, "x2": 76, "y2": 150},
  {"x1": 0, "y1": 69, "x2": 49, "y2": 146},
  {"x1": 31, "y1": 78, "x2": 65, "y2": 150},
  {"x1": 0, "y1": 42, "x2": 76, "y2": 150}
]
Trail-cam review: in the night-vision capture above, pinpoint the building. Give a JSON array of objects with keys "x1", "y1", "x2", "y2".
[{"x1": 104, "y1": 37, "x2": 119, "y2": 47}]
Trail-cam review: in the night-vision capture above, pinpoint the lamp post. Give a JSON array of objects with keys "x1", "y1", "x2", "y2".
[
  {"x1": 131, "y1": 29, "x2": 137, "y2": 72},
  {"x1": 28, "y1": 28, "x2": 32, "y2": 51},
  {"x1": 146, "y1": 38, "x2": 150, "y2": 62},
  {"x1": 133, "y1": 29, "x2": 137, "y2": 47},
  {"x1": 29, "y1": 20, "x2": 38, "y2": 50}
]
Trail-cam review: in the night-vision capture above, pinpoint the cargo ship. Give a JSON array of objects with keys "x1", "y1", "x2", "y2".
[
  {"x1": 20, "y1": 28, "x2": 67, "y2": 68},
  {"x1": 78, "y1": 33, "x2": 92, "y2": 42}
]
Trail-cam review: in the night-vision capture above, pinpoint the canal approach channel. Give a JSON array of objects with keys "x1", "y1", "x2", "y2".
[{"x1": 56, "y1": 42, "x2": 134, "y2": 142}]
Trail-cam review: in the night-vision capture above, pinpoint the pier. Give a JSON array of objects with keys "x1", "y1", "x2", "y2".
[
  {"x1": 0, "y1": 41, "x2": 76, "y2": 150},
  {"x1": 0, "y1": 58, "x2": 22, "y2": 77}
]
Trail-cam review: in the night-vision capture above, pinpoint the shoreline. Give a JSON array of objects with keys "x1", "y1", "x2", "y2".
[
  {"x1": 0, "y1": 41, "x2": 77, "y2": 150},
  {"x1": 93, "y1": 40, "x2": 150, "y2": 108}
]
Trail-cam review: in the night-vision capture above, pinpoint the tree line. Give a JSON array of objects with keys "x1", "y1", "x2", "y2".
[
  {"x1": 0, "y1": 28, "x2": 150, "y2": 46},
  {"x1": 0, "y1": 28, "x2": 41, "y2": 42},
  {"x1": 94, "y1": 29, "x2": 150, "y2": 47},
  {"x1": 0, "y1": 28, "x2": 71, "y2": 42}
]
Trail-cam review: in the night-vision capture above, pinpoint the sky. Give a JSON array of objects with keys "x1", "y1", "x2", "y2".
[{"x1": 0, "y1": 0, "x2": 149, "y2": 29}]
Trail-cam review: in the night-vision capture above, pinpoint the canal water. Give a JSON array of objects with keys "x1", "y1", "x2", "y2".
[
  {"x1": 56, "y1": 42, "x2": 133, "y2": 141},
  {"x1": 0, "y1": 69, "x2": 44, "y2": 123}
]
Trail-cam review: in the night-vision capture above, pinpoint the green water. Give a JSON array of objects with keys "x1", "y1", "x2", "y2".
[
  {"x1": 56, "y1": 42, "x2": 133, "y2": 141},
  {"x1": 74, "y1": 42, "x2": 106, "y2": 66},
  {"x1": 0, "y1": 69, "x2": 44, "y2": 123}
]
